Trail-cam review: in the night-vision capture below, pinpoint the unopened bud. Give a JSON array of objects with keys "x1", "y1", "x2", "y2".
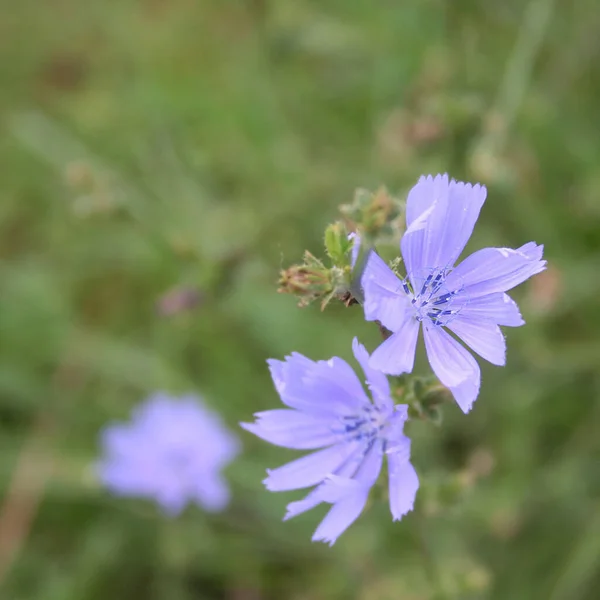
[
  {"x1": 423, "y1": 404, "x2": 442, "y2": 426},
  {"x1": 340, "y1": 187, "x2": 403, "y2": 241},
  {"x1": 278, "y1": 253, "x2": 334, "y2": 308},
  {"x1": 421, "y1": 386, "x2": 453, "y2": 408},
  {"x1": 324, "y1": 222, "x2": 352, "y2": 266},
  {"x1": 363, "y1": 187, "x2": 399, "y2": 233}
]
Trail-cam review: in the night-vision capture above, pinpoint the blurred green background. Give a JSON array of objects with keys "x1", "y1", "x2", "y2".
[{"x1": 1, "y1": 0, "x2": 599, "y2": 598}]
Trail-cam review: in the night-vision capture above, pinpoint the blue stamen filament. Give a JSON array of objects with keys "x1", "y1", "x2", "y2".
[
  {"x1": 334, "y1": 407, "x2": 388, "y2": 443},
  {"x1": 401, "y1": 269, "x2": 464, "y2": 327}
]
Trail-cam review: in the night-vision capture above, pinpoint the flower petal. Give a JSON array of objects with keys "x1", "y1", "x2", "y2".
[
  {"x1": 350, "y1": 232, "x2": 401, "y2": 288},
  {"x1": 368, "y1": 319, "x2": 420, "y2": 375},
  {"x1": 445, "y1": 243, "x2": 546, "y2": 298},
  {"x1": 240, "y1": 409, "x2": 339, "y2": 450},
  {"x1": 193, "y1": 475, "x2": 231, "y2": 512},
  {"x1": 422, "y1": 323, "x2": 481, "y2": 413},
  {"x1": 268, "y1": 353, "x2": 367, "y2": 417},
  {"x1": 447, "y1": 316, "x2": 506, "y2": 366},
  {"x1": 304, "y1": 438, "x2": 383, "y2": 499},
  {"x1": 363, "y1": 274, "x2": 413, "y2": 333},
  {"x1": 388, "y1": 455, "x2": 419, "y2": 521},
  {"x1": 314, "y1": 441, "x2": 383, "y2": 545},
  {"x1": 311, "y1": 490, "x2": 370, "y2": 546},
  {"x1": 283, "y1": 489, "x2": 324, "y2": 520},
  {"x1": 317, "y1": 474, "x2": 363, "y2": 503},
  {"x1": 316, "y1": 357, "x2": 370, "y2": 403},
  {"x1": 283, "y1": 438, "x2": 382, "y2": 526},
  {"x1": 156, "y1": 487, "x2": 189, "y2": 516},
  {"x1": 351, "y1": 338, "x2": 392, "y2": 411},
  {"x1": 384, "y1": 406, "x2": 410, "y2": 445},
  {"x1": 458, "y1": 292, "x2": 524, "y2": 326},
  {"x1": 263, "y1": 441, "x2": 363, "y2": 492},
  {"x1": 405, "y1": 174, "x2": 449, "y2": 228},
  {"x1": 97, "y1": 461, "x2": 148, "y2": 495},
  {"x1": 132, "y1": 392, "x2": 176, "y2": 424},
  {"x1": 361, "y1": 249, "x2": 402, "y2": 290},
  {"x1": 360, "y1": 252, "x2": 414, "y2": 335},
  {"x1": 440, "y1": 179, "x2": 487, "y2": 266},
  {"x1": 402, "y1": 175, "x2": 487, "y2": 282},
  {"x1": 353, "y1": 438, "x2": 384, "y2": 486},
  {"x1": 100, "y1": 424, "x2": 141, "y2": 458},
  {"x1": 283, "y1": 449, "x2": 363, "y2": 520},
  {"x1": 316, "y1": 440, "x2": 383, "y2": 547}
]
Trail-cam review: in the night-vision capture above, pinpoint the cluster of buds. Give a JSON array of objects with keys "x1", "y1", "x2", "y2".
[
  {"x1": 279, "y1": 188, "x2": 405, "y2": 310},
  {"x1": 339, "y1": 186, "x2": 404, "y2": 243},
  {"x1": 278, "y1": 222, "x2": 356, "y2": 310},
  {"x1": 400, "y1": 375, "x2": 454, "y2": 425}
]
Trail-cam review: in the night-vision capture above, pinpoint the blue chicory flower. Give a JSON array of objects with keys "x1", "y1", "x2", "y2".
[
  {"x1": 97, "y1": 392, "x2": 240, "y2": 516},
  {"x1": 241, "y1": 339, "x2": 419, "y2": 545},
  {"x1": 360, "y1": 174, "x2": 546, "y2": 413}
]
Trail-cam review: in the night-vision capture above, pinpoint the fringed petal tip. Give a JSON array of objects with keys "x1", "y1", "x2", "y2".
[
  {"x1": 453, "y1": 392, "x2": 475, "y2": 414},
  {"x1": 391, "y1": 501, "x2": 415, "y2": 522},
  {"x1": 311, "y1": 532, "x2": 337, "y2": 547},
  {"x1": 282, "y1": 509, "x2": 295, "y2": 522},
  {"x1": 388, "y1": 460, "x2": 419, "y2": 522},
  {"x1": 262, "y1": 468, "x2": 287, "y2": 492},
  {"x1": 518, "y1": 241, "x2": 545, "y2": 261},
  {"x1": 450, "y1": 383, "x2": 478, "y2": 414},
  {"x1": 417, "y1": 173, "x2": 449, "y2": 185},
  {"x1": 310, "y1": 491, "x2": 370, "y2": 546}
]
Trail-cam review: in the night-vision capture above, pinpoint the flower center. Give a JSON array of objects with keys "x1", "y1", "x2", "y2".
[
  {"x1": 333, "y1": 405, "x2": 388, "y2": 443},
  {"x1": 165, "y1": 447, "x2": 194, "y2": 472},
  {"x1": 401, "y1": 268, "x2": 465, "y2": 327}
]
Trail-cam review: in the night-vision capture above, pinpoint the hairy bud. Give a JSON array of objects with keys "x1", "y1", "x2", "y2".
[
  {"x1": 278, "y1": 252, "x2": 334, "y2": 308},
  {"x1": 340, "y1": 186, "x2": 403, "y2": 242}
]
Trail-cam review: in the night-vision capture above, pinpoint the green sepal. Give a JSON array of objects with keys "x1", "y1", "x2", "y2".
[{"x1": 324, "y1": 221, "x2": 352, "y2": 266}]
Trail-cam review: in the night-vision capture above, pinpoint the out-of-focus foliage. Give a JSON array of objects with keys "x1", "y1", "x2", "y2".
[{"x1": 0, "y1": 0, "x2": 599, "y2": 599}]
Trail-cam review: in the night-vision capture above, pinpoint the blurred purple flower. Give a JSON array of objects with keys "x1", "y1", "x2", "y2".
[
  {"x1": 97, "y1": 392, "x2": 240, "y2": 516},
  {"x1": 155, "y1": 286, "x2": 203, "y2": 317},
  {"x1": 241, "y1": 339, "x2": 418, "y2": 545},
  {"x1": 361, "y1": 174, "x2": 546, "y2": 413}
]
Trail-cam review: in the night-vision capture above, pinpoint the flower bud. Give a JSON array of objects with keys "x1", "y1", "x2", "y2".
[
  {"x1": 278, "y1": 252, "x2": 334, "y2": 308},
  {"x1": 324, "y1": 222, "x2": 352, "y2": 266},
  {"x1": 340, "y1": 186, "x2": 403, "y2": 242}
]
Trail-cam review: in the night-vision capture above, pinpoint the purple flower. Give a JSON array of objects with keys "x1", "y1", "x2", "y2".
[
  {"x1": 361, "y1": 174, "x2": 546, "y2": 413},
  {"x1": 97, "y1": 392, "x2": 240, "y2": 516},
  {"x1": 241, "y1": 339, "x2": 418, "y2": 545}
]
